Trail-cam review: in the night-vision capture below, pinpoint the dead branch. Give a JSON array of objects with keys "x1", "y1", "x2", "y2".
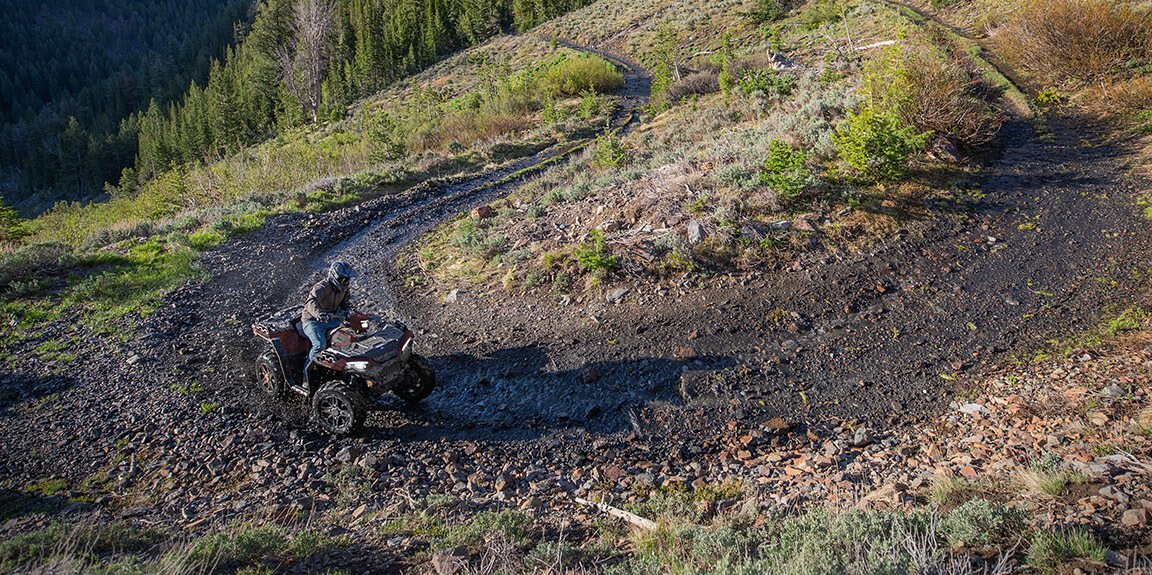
[{"x1": 573, "y1": 496, "x2": 658, "y2": 530}]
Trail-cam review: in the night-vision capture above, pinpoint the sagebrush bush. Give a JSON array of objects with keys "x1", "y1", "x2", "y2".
[
  {"x1": 451, "y1": 217, "x2": 508, "y2": 258},
  {"x1": 940, "y1": 499, "x2": 1027, "y2": 548},
  {"x1": 669, "y1": 69, "x2": 721, "y2": 101},
  {"x1": 995, "y1": 0, "x2": 1152, "y2": 86},
  {"x1": 0, "y1": 243, "x2": 71, "y2": 288},
  {"x1": 626, "y1": 506, "x2": 1005, "y2": 575}
]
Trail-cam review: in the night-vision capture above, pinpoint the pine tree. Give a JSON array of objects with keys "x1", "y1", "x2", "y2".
[{"x1": 0, "y1": 194, "x2": 25, "y2": 242}]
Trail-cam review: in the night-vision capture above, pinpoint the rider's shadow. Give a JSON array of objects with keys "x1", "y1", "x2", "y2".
[{"x1": 388, "y1": 344, "x2": 736, "y2": 436}]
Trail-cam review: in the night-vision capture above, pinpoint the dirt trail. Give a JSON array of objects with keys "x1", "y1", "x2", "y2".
[
  {"x1": 0, "y1": 41, "x2": 651, "y2": 482},
  {"x1": 398, "y1": 113, "x2": 1149, "y2": 439}
]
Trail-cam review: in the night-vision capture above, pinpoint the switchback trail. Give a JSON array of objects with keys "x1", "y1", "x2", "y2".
[{"x1": 0, "y1": 32, "x2": 1148, "y2": 569}]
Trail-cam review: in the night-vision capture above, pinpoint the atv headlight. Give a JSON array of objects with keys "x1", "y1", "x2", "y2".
[
  {"x1": 401, "y1": 338, "x2": 413, "y2": 360},
  {"x1": 346, "y1": 361, "x2": 372, "y2": 372}
]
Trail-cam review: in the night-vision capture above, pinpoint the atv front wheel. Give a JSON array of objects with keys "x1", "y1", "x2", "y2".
[
  {"x1": 312, "y1": 382, "x2": 367, "y2": 435},
  {"x1": 256, "y1": 350, "x2": 286, "y2": 398},
  {"x1": 394, "y1": 354, "x2": 436, "y2": 403}
]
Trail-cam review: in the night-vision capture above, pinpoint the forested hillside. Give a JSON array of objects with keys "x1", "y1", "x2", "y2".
[
  {"x1": 0, "y1": 0, "x2": 252, "y2": 211},
  {"x1": 122, "y1": 0, "x2": 596, "y2": 198},
  {"x1": 0, "y1": 0, "x2": 597, "y2": 217}
]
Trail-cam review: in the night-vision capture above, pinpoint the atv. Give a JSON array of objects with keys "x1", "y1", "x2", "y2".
[{"x1": 251, "y1": 305, "x2": 436, "y2": 435}]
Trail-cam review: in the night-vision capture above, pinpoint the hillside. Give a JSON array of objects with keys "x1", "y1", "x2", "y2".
[
  {"x1": 1, "y1": 0, "x2": 1151, "y2": 572},
  {"x1": 0, "y1": 0, "x2": 252, "y2": 211}
]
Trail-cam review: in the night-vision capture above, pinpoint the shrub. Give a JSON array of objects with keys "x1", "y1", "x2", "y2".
[
  {"x1": 578, "y1": 89, "x2": 605, "y2": 120},
  {"x1": 798, "y1": 0, "x2": 843, "y2": 31},
  {"x1": 366, "y1": 113, "x2": 406, "y2": 161},
  {"x1": 739, "y1": 69, "x2": 795, "y2": 98},
  {"x1": 592, "y1": 130, "x2": 628, "y2": 169},
  {"x1": 833, "y1": 105, "x2": 928, "y2": 182},
  {"x1": 436, "y1": 511, "x2": 531, "y2": 551},
  {"x1": 629, "y1": 507, "x2": 958, "y2": 574},
  {"x1": 451, "y1": 218, "x2": 508, "y2": 258},
  {"x1": 751, "y1": 0, "x2": 790, "y2": 23},
  {"x1": 0, "y1": 198, "x2": 25, "y2": 242},
  {"x1": 669, "y1": 69, "x2": 721, "y2": 102},
  {"x1": 761, "y1": 140, "x2": 815, "y2": 201},
  {"x1": 862, "y1": 43, "x2": 1003, "y2": 149},
  {"x1": 940, "y1": 499, "x2": 1027, "y2": 548},
  {"x1": 575, "y1": 229, "x2": 618, "y2": 273},
  {"x1": 541, "y1": 54, "x2": 625, "y2": 96},
  {"x1": 995, "y1": 0, "x2": 1151, "y2": 86},
  {"x1": 0, "y1": 242, "x2": 73, "y2": 289},
  {"x1": 0, "y1": 522, "x2": 167, "y2": 573}
]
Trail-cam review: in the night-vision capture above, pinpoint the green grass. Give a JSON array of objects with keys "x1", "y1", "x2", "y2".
[
  {"x1": 1105, "y1": 307, "x2": 1147, "y2": 335},
  {"x1": 25, "y1": 478, "x2": 69, "y2": 497},
  {"x1": 2, "y1": 237, "x2": 205, "y2": 353},
  {"x1": 0, "y1": 521, "x2": 349, "y2": 574},
  {"x1": 187, "y1": 228, "x2": 225, "y2": 250},
  {"x1": 1027, "y1": 528, "x2": 1108, "y2": 573},
  {"x1": 34, "y1": 339, "x2": 76, "y2": 363}
]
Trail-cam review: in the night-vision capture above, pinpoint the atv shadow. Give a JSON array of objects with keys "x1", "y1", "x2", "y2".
[
  {"x1": 0, "y1": 373, "x2": 79, "y2": 417},
  {"x1": 370, "y1": 345, "x2": 736, "y2": 439},
  {"x1": 0, "y1": 487, "x2": 77, "y2": 521}
]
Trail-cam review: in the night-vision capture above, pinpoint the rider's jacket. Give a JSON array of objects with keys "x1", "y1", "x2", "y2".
[{"x1": 301, "y1": 278, "x2": 351, "y2": 323}]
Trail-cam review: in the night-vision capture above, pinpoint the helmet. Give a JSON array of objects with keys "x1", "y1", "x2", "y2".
[{"x1": 328, "y1": 261, "x2": 357, "y2": 282}]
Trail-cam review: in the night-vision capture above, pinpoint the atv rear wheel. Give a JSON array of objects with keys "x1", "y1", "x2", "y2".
[
  {"x1": 395, "y1": 354, "x2": 436, "y2": 403},
  {"x1": 312, "y1": 382, "x2": 367, "y2": 435},
  {"x1": 256, "y1": 350, "x2": 286, "y2": 397}
]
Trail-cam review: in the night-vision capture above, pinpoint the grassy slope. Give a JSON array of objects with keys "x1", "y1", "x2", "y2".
[{"x1": 412, "y1": 0, "x2": 999, "y2": 293}]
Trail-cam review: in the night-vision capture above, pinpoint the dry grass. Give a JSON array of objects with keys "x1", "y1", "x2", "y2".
[
  {"x1": 1016, "y1": 468, "x2": 1089, "y2": 498},
  {"x1": 929, "y1": 473, "x2": 985, "y2": 506},
  {"x1": 1138, "y1": 402, "x2": 1152, "y2": 434},
  {"x1": 410, "y1": 111, "x2": 537, "y2": 153},
  {"x1": 1086, "y1": 74, "x2": 1152, "y2": 118},
  {"x1": 993, "y1": 0, "x2": 1152, "y2": 86}
]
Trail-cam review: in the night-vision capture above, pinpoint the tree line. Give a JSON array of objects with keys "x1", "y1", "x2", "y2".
[{"x1": 0, "y1": 0, "x2": 252, "y2": 211}]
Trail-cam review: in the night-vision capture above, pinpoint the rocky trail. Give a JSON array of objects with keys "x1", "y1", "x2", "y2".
[{"x1": 1, "y1": 33, "x2": 1150, "y2": 572}]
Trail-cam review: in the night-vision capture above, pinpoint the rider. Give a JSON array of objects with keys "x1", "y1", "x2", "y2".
[{"x1": 301, "y1": 261, "x2": 357, "y2": 383}]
